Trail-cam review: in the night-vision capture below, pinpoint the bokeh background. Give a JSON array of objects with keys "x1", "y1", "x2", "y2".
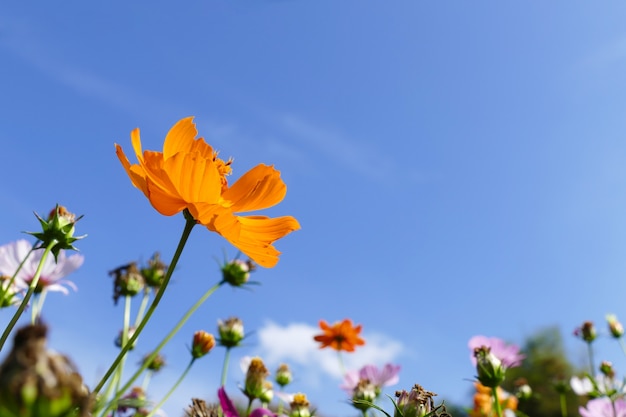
[{"x1": 3, "y1": 1, "x2": 626, "y2": 416}]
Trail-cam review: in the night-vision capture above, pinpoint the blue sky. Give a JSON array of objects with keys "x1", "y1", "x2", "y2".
[{"x1": 3, "y1": 1, "x2": 626, "y2": 416}]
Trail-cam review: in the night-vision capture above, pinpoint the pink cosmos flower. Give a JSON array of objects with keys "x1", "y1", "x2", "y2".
[
  {"x1": 580, "y1": 398, "x2": 626, "y2": 417},
  {"x1": 0, "y1": 239, "x2": 83, "y2": 294},
  {"x1": 341, "y1": 363, "x2": 401, "y2": 393},
  {"x1": 218, "y1": 387, "x2": 274, "y2": 417},
  {"x1": 468, "y1": 335, "x2": 524, "y2": 368}
]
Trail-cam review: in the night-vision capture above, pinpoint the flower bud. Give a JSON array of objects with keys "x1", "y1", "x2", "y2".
[
  {"x1": 0, "y1": 275, "x2": 18, "y2": 308},
  {"x1": 600, "y1": 361, "x2": 615, "y2": 378},
  {"x1": 28, "y1": 205, "x2": 85, "y2": 260},
  {"x1": 141, "y1": 252, "x2": 167, "y2": 288},
  {"x1": 275, "y1": 363, "x2": 293, "y2": 387},
  {"x1": 110, "y1": 263, "x2": 145, "y2": 304},
  {"x1": 244, "y1": 357, "x2": 270, "y2": 400},
  {"x1": 351, "y1": 379, "x2": 377, "y2": 411},
  {"x1": 143, "y1": 353, "x2": 166, "y2": 372},
  {"x1": 474, "y1": 346, "x2": 506, "y2": 388},
  {"x1": 574, "y1": 321, "x2": 596, "y2": 343},
  {"x1": 218, "y1": 317, "x2": 244, "y2": 348},
  {"x1": 394, "y1": 384, "x2": 436, "y2": 417},
  {"x1": 607, "y1": 314, "x2": 624, "y2": 339},
  {"x1": 192, "y1": 331, "x2": 215, "y2": 358},
  {"x1": 222, "y1": 259, "x2": 254, "y2": 287},
  {"x1": 259, "y1": 380, "x2": 274, "y2": 404},
  {"x1": 289, "y1": 393, "x2": 311, "y2": 417},
  {"x1": 114, "y1": 327, "x2": 137, "y2": 350},
  {"x1": 514, "y1": 378, "x2": 532, "y2": 400}
]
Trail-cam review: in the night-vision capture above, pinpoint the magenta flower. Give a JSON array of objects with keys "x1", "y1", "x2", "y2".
[
  {"x1": 0, "y1": 239, "x2": 83, "y2": 294},
  {"x1": 468, "y1": 335, "x2": 524, "y2": 368},
  {"x1": 218, "y1": 387, "x2": 274, "y2": 417},
  {"x1": 341, "y1": 363, "x2": 401, "y2": 393},
  {"x1": 580, "y1": 398, "x2": 626, "y2": 417}
]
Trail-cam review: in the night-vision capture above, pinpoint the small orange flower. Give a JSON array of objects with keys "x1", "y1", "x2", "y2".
[
  {"x1": 469, "y1": 382, "x2": 518, "y2": 417},
  {"x1": 313, "y1": 319, "x2": 365, "y2": 352},
  {"x1": 116, "y1": 117, "x2": 300, "y2": 267}
]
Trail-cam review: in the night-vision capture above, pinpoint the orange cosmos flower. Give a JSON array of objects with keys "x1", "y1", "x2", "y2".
[
  {"x1": 313, "y1": 319, "x2": 365, "y2": 352},
  {"x1": 116, "y1": 117, "x2": 300, "y2": 267},
  {"x1": 469, "y1": 382, "x2": 518, "y2": 417}
]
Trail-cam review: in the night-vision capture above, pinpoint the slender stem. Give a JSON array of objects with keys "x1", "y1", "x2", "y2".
[
  {"x1": 6, "y1": 244, "x2": 37, "y2": 294},
  {"x1": 559, "y1": 392, "x2": 567, "y2": 417},
  {"x1": 134, "y1": 288, "x2": 150, "y2": 328},
  {"x1": 245, "y1": 397, "x2": 254, "y2": 417},
  {"x1": 221, "y1": 347, "x2": 232, "y2": 386},
  {"x1": 0, "y1": 240, "x2": 56, "y2": 351},
  {"x1": 337, "y1": 351, "x2": 346, "y2": 375},
  {"x1": 491, "y1": 386, "x2": 503, "y2": 417},
  {"x1": 587, "y1": 342, "x2": 595, "y2": 375},
  {"x1": 146, "y1": 358, "x2": 196, "y2": 417},
  {"x1": 32, "y1": 289, "x2": 48, "y2": 324},
  {"x1": 114, "y1": 296, "x2": 132, "y2": 396},
  {"x1": 93, "y1": 215, "x2": 196, "y2": 395},
  {"x1": 101, "y1": 280, "x2": 224, "y2": 416}
]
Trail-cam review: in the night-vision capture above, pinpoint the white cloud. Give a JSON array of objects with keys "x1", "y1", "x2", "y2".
[{"x1": 254, "y1": 321, "x2": 404, "y2": 384}]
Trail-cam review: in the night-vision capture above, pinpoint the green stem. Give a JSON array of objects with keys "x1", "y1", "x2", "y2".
[
  {"x1": 559, "y1": 392, "x2": 567, "y2": 417},
  {"x1": 221, "y1": 347, "x2": 232, "y2": 386},
  {"x1": 587, "y1": 342, "x2": 595, "y2": 375},
  {"x1": 114, "y1": 296, "x2": 132, "y2": 395},
  {"x1": 134, "y1": 288, "x2": 150, "y2": 328},
  {"x1": 146, "y1": 358, "x2": 196, "y2": 417},
  {"x1": 32, "y1": 289, "x2": 48, "y2": 324},
  {"x1": 491, "y1": 386, "x2": 503, "y2": 417},
  {"x1": 93, "y1": 215, "x2": 196, "y2": 395},
  {"x1": 245, "y1": 397, "x2": 253, "y2": 417},
  {"x1": 0, "y1": 239, "x2": 56, "y2": 351},
  {"x1": 337, "y1": 351, "x2": 346, "y2": 375},
  {"x1": 101, "y1": 280, "x2": 224, "y2": 416}
]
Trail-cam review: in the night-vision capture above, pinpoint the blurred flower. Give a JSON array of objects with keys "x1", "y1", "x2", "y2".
[
  {"x1": 571, "y1": 373, "x2": 626, "y2": 398},
  {"x1": 313, "y1": 319, "x2": 365, "y2": 352},
  {"x1": 116, "y1": 117, "x2": 300, "y2": 267},
  {"x1": 221, "y1": 259, "x2": 254, "y2": 287},
  {"x1": 218, "y1": 387, "x2": 274, "y2": 417},
  {"x1": 469, "y1": 382, "x2": 518, "y2": 417},
  {"x1": 289, "y1": 393, "x2": 311, "y2": 417},
  {"x1": 513, "y1": 378, "x2": 532, "y2": 400},
  {"x1": 217, "y1": 317, "x2": 245, "y2": 348},
  {"x1": 117, "y1": 386, "x2": 148, "y2": 414},
  {"x1": 192, "y1": 331, "x2": 215, "y2": 358},
  {"x1": 473, "y1": 346, "x2": 506, "y2": 388},
  {"x1": 607, "y1": 314, "x2": 624, "y2": 339},
  {"x1": 580, "y1": 397, "x2": 626, "y2": 417},
  {"x1": 0, "y1": 239, "x2": 84, "y2": 294},
  {"x1": 109, "y1": 262, "x2": 145, "y2": 304},
  {"x1": 0, "y1": 324, "x2": 92, "y2": 417},
  {"x1": 394, "y1": 384, "x2": 437, "y2": 417},
  {"x1": 115, "y1": 326, "x2": 137, "y2": 350},
  {"x1": 468, "y1": 335, "x2": 524, "y2": 368},
  {"x1": 142, "y1": 353, "x2": 166, "y2": 372},
  {"x1": 244, "y1": 357, "x2": 270, "y2": 400},
  {"x1": 351, "y1": 379, "x2": 377, "y2": 411},
  {"x1": 0, "y1": 274, "x2": 20, "y2": 307},
  {"x1": 275, "y1": 363, "x2": 292, "y2": 387},
  {"x1": 342, "y1": 363, "x2": 400, "y2": 395},
  {"x1": 575, "y1": 321, "x2": 597, "y2": 343},
  {"x1": 259, "y1": 380, "x2": 274, "y2": 404},
  {"x1": 141, "y1": 252, "x2": 168, "y2": 288}
]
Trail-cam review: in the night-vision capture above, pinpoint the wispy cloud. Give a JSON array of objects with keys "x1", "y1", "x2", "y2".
[
  {"x1": 277, "y1": 114, "x2": 396, "y2": 183},
  {"x1": 254, "y1": 321, "x2": 404, "y2": 384}
]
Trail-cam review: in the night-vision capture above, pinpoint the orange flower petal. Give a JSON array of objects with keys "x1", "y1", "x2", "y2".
[
  {"x1": 162, "y1": 117, "x2": 215, "y2": 160},
  {"x1": 115, "y1": 144, "x2": 148, "y2": 195},
  {"x1": 162, "y1": 151, "x2": 222, "y2": 204},
  {"x1": 223, "y1": 164, "x2": 287, "y2": 212}
]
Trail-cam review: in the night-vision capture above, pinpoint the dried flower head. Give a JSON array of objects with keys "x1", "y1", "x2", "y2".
[
  {"x1": 141, "y1": 252, "x2": 168, "y2": 288},
  {"x1": 109, "y1": 262, "x2": 145, "y2": 303},
  {"x1": 574, "y1": 321, "x2": 597, "y2": 343},
  {"x1": 0, "y1": 324, "x2": 92, "y2": 417}
]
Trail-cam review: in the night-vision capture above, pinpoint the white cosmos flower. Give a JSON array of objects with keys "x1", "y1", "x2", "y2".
[{"x1": 0, "y1": 239, "x2": 84, "y2": 294}]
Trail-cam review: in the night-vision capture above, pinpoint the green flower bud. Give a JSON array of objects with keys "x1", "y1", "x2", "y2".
[
  {"x1": 351, "y1": 379, "x2": 376, "y2": 411},
  {"x1": 275, "y1": 363, "x2": 292, "y2": 387},
  {"x1": 109, "y1": 263, "x2": 145, "y2": 304},
  {"x1": 259, "y1": 380, "x2": 274, "y2": 404},
  {"x1": 607, "y1": 314, "x2": 624, "y2": 339},
  {"x1": 244, "y1": 357, "x2": 269, "y2": 400},
  {"x1": 394, "y1": 385, "x2": 436, "y2": 417},
  {"x1": 217, "y1": 317, "x2": 244, "y2": 348},
  {"x1": 221, "y1": 259, "x2": 254, "y2": 287},
  {"x1": 141, "y1": 252, "x2": 167, "y2": 288},
  {"x1": 27, "y1": 205, "x2": 85, "y2": 261},
  {"x1": 474, "y1": 346, "x2": 506, "y2": 388}
]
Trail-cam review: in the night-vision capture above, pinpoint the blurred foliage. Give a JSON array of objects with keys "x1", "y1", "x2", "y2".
[{"x1": 503, "y1": 326, "x2": 583, "y2": 417}]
